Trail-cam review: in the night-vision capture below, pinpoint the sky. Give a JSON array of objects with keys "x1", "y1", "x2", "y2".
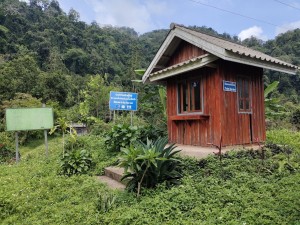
[{"x1": 23, "y1": 0, "x2": 300, "y2": 40}]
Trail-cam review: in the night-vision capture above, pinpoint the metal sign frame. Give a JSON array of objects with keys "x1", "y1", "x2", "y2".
[{"x1": 5, "y1": 107, "x2": 54, "y2": 163}]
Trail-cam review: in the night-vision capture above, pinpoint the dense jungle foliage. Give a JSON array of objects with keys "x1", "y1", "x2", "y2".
[{"x1": 0, "y1": 0, "x2": 300, "y2": 133}]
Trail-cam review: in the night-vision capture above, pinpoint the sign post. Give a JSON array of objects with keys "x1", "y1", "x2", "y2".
[
  {"x1": 42, "y1": 104, "x2": 49, "y2": 158},
  {"x1": 109, "y1": 91, "x2": 138, "y2": 125},
  {"x1": 15, "y1": 132, "x2": 19, "y2": 163},
  {"x1": 6, "y1": 107, "x2": 54, "y2": 162}
]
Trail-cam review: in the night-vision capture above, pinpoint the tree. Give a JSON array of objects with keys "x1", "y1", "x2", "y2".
[
  {"x1": 79, "y1": 75, "x2": 118, "y2": 121},
  {"x1": 64, "y1": 48, "x2": 89, "y2": 75},
  {"x1": 35, "y1": 71, "x2": 69, "y2": 104},
  {"x1": 0, "y1": 93, "x2": 42, "y2": 118},
  {"x1": 0, "y1": 55, "x2": 41, "y2": 101}
]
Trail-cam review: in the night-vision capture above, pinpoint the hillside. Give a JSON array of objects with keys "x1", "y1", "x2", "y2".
[
  {"x1": 0, "y1": 0, "x2": 300, "y2": 132},
  {"x1": 1, "y1": 0, "x2": 300, "y2": 104}
]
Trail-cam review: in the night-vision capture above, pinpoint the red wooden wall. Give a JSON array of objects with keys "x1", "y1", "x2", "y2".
[
  {"x1": 218, "y1": 61, "x2": 266, "y2": 146},
  {"x1": 167, "y1": 41, "x2": 207, "y2": 66},
  {"x1": 165, "y1": 41, "x2": 266, "y2": 147}
]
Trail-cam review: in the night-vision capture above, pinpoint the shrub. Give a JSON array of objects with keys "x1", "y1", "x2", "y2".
[
  {"x1": 105, "y1": 124, "x2": 139, "y2": 152},
  {"x1": 0, "y1": 132, "x2": 15, "y2": 163},
  {"x1": 89, "y1": 119, "x2": 114, "y2": 135},
  {"x1": 290, "y1": 108, "x2": 300, "y2": 130},
  {"x1": 265, "y1": 143, "x2": 292, "y2": 156},
  {"x1": 0, "y1": 144, "x2": 15, "y2": 163},
  {"x1": 118, "y1": 137, "x2": 182, "y2": 195},
  {"x1": 64, "y1": 135, "x2": 90, "y2": 151},
  {"x1": 95, "y1": 193, "x2": 116, "y2": 213},
  {"x1": 60, "y1": 149, "x2": 93, "y2": 176},
  {"x1": 0, "y1": 199, "x2": 17, "y2": 220},
  {"x1": 138, "y1": 124, "x2": 167, "y2": 143},
  {"x1": 0, "y1": 132, "x2": 14, "y2": 149}
]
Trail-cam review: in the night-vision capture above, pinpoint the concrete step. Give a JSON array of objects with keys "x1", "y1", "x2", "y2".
[
  {"x1": 97, "y1": 176, "x2": 126, "y2": 190},
  {"x1": 104, "y1": 166, "x2": 126, "y2": 184},
  {"x1": 96, "y1": 166, "x2": 128, "y2": 190}
]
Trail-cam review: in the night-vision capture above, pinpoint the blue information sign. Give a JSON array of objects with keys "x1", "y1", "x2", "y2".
[
  {"x1": 109, "y1": 91, "x2": 138, "y2": 111},
  {"x1": 223, "y1": 81, "x2": 236, "y2": 92}
]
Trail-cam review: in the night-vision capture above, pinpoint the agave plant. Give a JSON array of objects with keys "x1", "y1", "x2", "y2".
[{"x1": 118, "y1": 137, "x2": 182, "y2": 196}]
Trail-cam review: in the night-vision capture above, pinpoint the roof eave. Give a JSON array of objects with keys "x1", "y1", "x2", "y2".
[
  {"x1": 149, "y1": 54, "x2": 218, "y2": 82},
  {"x1": 142, "y1": 30, "x2": 177, "y2": 83},
  {"x1": 142, "y1": 28, "x2": 226, "y2": 83},
  {"x1": 224, "y1": 51, "x2": 297, "y2": 75}
]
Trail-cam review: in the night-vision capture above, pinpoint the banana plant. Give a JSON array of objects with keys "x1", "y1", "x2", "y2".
[
  {"x1": 264, "y1": 81, "x2": 286, "y2": 119},
  {"x1": 131, "y1": 69, "x2": 145, "y2": 83}
]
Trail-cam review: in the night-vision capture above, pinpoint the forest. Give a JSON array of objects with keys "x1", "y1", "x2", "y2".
[
  {"x1": 0, "y1": 0, "x2": 300, "y2": 224},
  {"x1": 1, "y1": 0, "x2": 300, "y2": 130}
]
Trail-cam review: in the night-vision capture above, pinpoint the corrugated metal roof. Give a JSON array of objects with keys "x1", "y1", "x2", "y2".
[
  {"x1": 152, "y1": 53, "x2": 210, "y2": 76},
  {"x1": 175, "y1": 25, "x2": 298, "y2": 69},
  {"x1": 149, "y1": 53, "x2": 218, "y2": 82},
  {"x1": 142, "y1": 23, "x2": 299, "y2": 83}
]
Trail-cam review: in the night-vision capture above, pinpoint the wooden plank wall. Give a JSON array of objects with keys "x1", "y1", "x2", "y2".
[
  {"x1": 165, "y1": 42, "x2": 266, "y2": 147},
  {"x1": 167, "y1": 81, "x2": 177, "y2": 144},
  {"x1": 205, "y1": 62, "x2": 222, "y2": 146},
  {"x1": 166, "y1": 42, "x2": 210, "y2": 146},
  {"x1": 167, "y1": 41, "x2": 207, "y2": 66},
  {"x1": 250, "y1": 67, "x2": 266, "y2": 143},
  {"x1": 167, "y1": 68, "x2": 213, "y2": 146},
  {"x1": 219, "y1": 61, "x2": 266, "y2": 146}
]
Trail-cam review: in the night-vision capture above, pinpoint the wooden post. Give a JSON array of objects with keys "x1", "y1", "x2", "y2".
[
  {"x1": 43, "y1": 103, "x2": 48, "y2": 158},
  {"x1": 15, "y1": 132, "x2": 19, "y2": 163},
  {"x1": 113, "y1": 110, "x2": 116, "y2": 124},
  {"x1": 44, "y1": 129, "x2": 48, "y2": 158}
]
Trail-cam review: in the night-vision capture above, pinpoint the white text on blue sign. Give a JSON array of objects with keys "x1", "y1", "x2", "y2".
[
  {"x1": 223, "y1": 81, "x2": 236, "y2": 92},
  {"x1": 109, "y1": 92, "x2": 138, "y2": 111}
]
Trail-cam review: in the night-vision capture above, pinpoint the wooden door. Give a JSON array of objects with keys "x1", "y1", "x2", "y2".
[{"x1": 237, "y1": 114, "x2": 251, "y2": 144}]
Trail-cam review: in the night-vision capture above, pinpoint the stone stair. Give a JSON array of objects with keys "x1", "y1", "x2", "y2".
[{"x1": 97, "y1": 166, "x2": 126, "y2": 190}]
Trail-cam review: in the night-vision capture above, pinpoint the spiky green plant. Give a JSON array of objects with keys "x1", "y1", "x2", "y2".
[{"x1": 118, "y1": 137, "x2": 182, "y2": 196}]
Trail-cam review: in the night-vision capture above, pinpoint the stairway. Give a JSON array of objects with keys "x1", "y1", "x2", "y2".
[{"x1": 97, "y1": 166, "x2": 126, "y2": 190}]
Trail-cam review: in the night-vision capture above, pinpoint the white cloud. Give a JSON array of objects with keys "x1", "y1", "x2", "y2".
[
  {"x1": 238, "y1": 26, "x2": 268, "y2": 41},
  {"x1": 83, "y1": 0, "x2": 168, "y2": 34},
  {"x1": 276, "y1": 20, "x2": 300, "y2": 35}
]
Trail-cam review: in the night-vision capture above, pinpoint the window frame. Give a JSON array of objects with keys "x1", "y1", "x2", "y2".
[
  {"x1": 177, "y1": 77, "x2": 203, "y2": 115},
  {"x1": 237, "y1": 76, "x2": 252, "y2": 114}
]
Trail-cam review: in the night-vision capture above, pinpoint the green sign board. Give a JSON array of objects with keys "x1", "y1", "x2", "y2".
[{"x1": 6, "y1": 108, "x2": 54, "y2": 131}]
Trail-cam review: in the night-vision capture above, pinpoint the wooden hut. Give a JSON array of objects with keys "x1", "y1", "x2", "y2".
[{"x1": 142, "y1": 23, "x2": 299, "y2": 147}]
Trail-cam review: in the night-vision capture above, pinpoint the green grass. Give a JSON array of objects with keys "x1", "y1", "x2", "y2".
[
  {"x1": 1, "y1": 130, "x2": 300, "y2": 224},
  {"x1": 0, "y1": 137, "x2": 118, "y2": 224},
  {"x1": 267, "y1": 129, "x2": 300, "y2": 153}
]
